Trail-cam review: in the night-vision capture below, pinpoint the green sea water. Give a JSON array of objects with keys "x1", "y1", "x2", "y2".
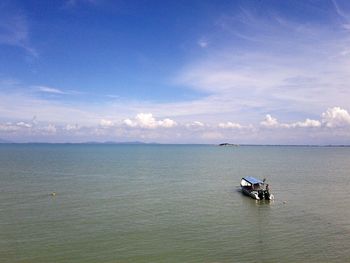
[{"x1": 1, "y1": 144, "x2": 350, "y2": 262}]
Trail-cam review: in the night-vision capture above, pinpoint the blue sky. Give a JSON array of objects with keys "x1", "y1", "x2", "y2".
[{"x1": 1, "y1": 0, "x2": 350, "y2": 144}]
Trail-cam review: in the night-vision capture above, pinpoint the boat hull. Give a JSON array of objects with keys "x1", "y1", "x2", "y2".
[
  {"x1": 241, "y1": 187, "x2": 260, "y2": 200},
  {"x1": 241, "y1": 187, "x2": 274, "y2": 200}
]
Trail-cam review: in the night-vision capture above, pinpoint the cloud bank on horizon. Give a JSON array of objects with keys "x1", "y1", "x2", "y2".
[{"x1": 0, "y1": 0, "x2": 350, "y2": 144}]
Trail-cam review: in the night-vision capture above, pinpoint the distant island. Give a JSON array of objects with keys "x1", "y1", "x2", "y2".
[{"x1": 218, "y1": 143, "x2": 239, "y2": 146}]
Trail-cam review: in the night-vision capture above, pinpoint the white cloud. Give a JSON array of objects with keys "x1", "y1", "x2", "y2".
[
  {"x1": 123, "y1": 113, "x2": 177, "y2": 129},
  {"x1": 0, "y1": 107, "x2": 349, "y2": 143},
  {"x1": 99, "y1": 119, "x2": 114, "y2": 128},
  {"x1": 0, "y1": 121, "x2": 33, "y2": 132},
  {"x1": 36, "y1": 86, "x2": 67, "y2": 94},
  {"x1": 322, "y1": 107, "x2": 350, "y2": 128},
  {"x1": 218, "y1": 122, "x2": 243, "y2": 129},
  {"x1": 283, "y1": 119, "x2": 321, "y2": 128},
  {"x1": 260, "y1": 114, "x2": 279, "y2": 128},
  {"x1": 158, "y1": 118, "x2": 177, "y2": 128},
  {"x1": 302, "y1": 119, "x2": 322, "y2": 128},
  {"x1": 186, "y1": 121, "x2": 205, "y2": 128},
  {"x1": 260, "y1": 115, "x2": 321, "y2": 129},
  {"x1": 64, "y1": 124, "x2": 80, "y2": 131},
  {"x1": 16, "y1": 121, "x2": 32, "y2": 128},
  {"x1": 135, "y1": 113, "x2": 157, "y2": 128},
  {"x1": 123, "y1": 118, "x2": 137, "y2": 128}
]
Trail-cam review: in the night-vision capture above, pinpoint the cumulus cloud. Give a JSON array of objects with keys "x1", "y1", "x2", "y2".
[
  {"x1": 321, "y1": 107, "x2": 350, "y2": 128},
  {"x1": 218, "y1": 122, "x2": 243, "y2": 129},
  {"x1": 136, "y1": 113, "x2": 157, "y2": 128},
  {"x1": 0, "y1": 120, "x2": 56, "y2": 135},
  {"x1": 159, "y1": 118, "x2": 177, "y2": 128},
  {"x1": 123, "y1": 118, "x2": 137, "y2": 128},
  {"x1": 99, "y1": 119, "x2": 114, "y2": 128},
  {"x1": 244, "y1": 108, "x2": 350, "y2": 131},
  {"x1": 283, "y1": 119, "x2": 321, "y2": 128},
  {"x1": 297, "y1": 119, "x2": 321, "y2": 128},
  {"x1": 260, "y1": 114, "x2": 279, "y2": 128},
  {"x1": 123, "y1": 113, "x2": 177, "y2": 129},
  {"x1": 1, "y1": 107, "x2": 349, "y2": 143},
  {"x1": 260, "y1": 115, "x2": 321, "y2": 129}
]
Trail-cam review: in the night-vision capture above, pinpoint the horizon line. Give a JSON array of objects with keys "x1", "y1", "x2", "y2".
[{"x1": 0, "y1": 142, "x2": 349, "y2": 147}]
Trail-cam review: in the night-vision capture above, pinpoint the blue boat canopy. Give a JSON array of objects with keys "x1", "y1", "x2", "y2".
[{"x1": 242, "y1": 176, "x2": 264, "y2": 185}]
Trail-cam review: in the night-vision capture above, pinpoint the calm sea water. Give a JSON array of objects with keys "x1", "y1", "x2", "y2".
[{"x1": 1, "y1": 144, "x2": 350, "y2": 263}]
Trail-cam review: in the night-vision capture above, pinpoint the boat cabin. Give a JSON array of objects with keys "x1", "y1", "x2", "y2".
[{"x1": 240, "y1": 176, "x2": 264, "y2": 190}]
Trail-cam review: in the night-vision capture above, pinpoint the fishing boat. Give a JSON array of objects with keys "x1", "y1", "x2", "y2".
[{"x1": 240, "y1": 176, "x2": 274, "y2": 200}]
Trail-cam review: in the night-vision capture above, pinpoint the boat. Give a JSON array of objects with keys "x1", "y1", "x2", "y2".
[{"x1": 240, "y1": 176, "x2": 274, "y2": 200}]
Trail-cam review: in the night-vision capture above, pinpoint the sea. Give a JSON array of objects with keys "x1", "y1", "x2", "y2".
[{"x1": 1, "y1": 144, "x2": 350, "y2": 263}]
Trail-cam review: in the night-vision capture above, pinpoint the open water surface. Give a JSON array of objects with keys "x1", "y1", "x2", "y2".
[{"x1": 1, "y1": 144, "x2": 350, "y2": 262}]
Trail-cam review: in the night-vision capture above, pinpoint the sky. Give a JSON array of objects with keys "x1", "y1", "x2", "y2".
[{"x1": 1, "y1": 0, "x2": 350, "y2": 144}]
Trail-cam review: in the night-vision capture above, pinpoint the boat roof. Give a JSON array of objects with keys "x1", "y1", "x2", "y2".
[{"x1": 242, "y1": 176, "x2": 264, "y2": 184}]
